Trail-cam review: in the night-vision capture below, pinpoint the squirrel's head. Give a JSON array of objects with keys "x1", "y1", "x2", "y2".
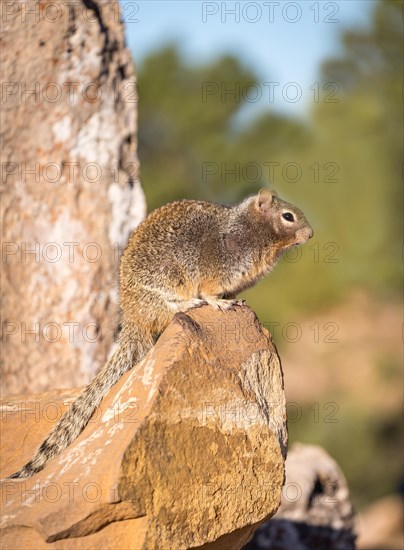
[{"x1": 254, "y1": 188, "x2": 313, "y2": 248}]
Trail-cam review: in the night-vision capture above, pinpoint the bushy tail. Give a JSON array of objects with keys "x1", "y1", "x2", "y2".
[{"x1": 8, "y1": 326, "x2": 154, "y2": 479}]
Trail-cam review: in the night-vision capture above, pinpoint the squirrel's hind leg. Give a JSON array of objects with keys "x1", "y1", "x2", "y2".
[{"x1": 170, "y1": 297, "x2": 208, "y2": 312}]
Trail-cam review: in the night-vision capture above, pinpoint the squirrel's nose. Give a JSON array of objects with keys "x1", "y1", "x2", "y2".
[{"x1": 308, "y1": 227, "x2": 314, "y2": 239}]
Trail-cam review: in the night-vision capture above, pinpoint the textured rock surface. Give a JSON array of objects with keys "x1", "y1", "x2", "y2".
[
  {"x1": 0, "y1": 0, "x2": 146, "y2": 395},
  {"x1": 244, "y1": 443, "x2": 356, "y2": 550},
  {"x1": 0, "y1": 306, "x2": 287, "y2": 549}
]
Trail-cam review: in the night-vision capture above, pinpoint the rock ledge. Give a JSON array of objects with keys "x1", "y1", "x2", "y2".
[{"x1": 1, "y1": 306, "x2": 287, "y2": 550}]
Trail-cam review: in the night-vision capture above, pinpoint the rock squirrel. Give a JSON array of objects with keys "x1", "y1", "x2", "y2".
[{"x1": 9, "y1": 188, "x2": 312, "y2": 478}]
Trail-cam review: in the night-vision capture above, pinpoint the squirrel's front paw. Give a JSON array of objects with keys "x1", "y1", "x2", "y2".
[{"x1": 203, "y1": 298, "x2": 244, "y2": 311}]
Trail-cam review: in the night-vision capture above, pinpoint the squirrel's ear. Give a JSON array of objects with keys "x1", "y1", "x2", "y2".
[
  {"x1": 255, "y1": 188, "x2": 274, "y2": 210},
  {"x1": 270, "y1": 189, "x2": 278, "y2": 197}
]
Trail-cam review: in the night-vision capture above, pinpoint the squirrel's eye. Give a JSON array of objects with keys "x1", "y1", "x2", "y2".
[{"x1": 282, "y1": 212, "x2": 295, "y2": 222}]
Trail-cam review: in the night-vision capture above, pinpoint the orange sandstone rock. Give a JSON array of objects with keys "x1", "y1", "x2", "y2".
[{"x1": 0, "y1": 306, "x2": 287, "y2": 549}]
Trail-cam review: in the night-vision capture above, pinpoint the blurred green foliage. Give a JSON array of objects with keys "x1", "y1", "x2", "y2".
[{"x1": 135, "y1": 0, "x2": 402, "y2": 508}]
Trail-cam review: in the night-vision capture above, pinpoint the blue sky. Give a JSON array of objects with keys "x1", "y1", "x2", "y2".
[{"x1": 121, "y1": 1, "x2": 374, "y2": 117}]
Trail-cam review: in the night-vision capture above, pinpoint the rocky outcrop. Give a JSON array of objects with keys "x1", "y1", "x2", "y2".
[
  {"x1": 244, "y1": 443, "x2": 357, "y2": 550},
  {"x1": 0, "y1": 0, "x2": 146, "y2": 395},
  {"x1": 0, "y1": 306, "x2": 287, "y2": 549}
]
